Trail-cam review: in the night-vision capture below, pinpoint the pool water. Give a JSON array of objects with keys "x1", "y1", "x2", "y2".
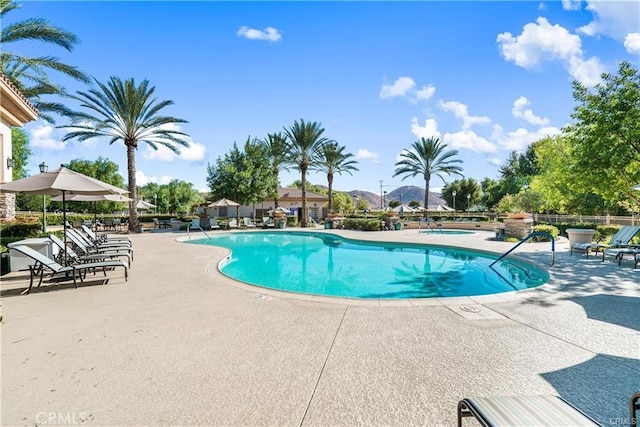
[{"x1": 189, "y1": 231, "x2": 548, "y2": 299}]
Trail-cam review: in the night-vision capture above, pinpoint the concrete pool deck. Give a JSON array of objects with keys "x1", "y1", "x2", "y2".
[{"x1": 1, "y1": 228, "x2": 638, "y2": 426}]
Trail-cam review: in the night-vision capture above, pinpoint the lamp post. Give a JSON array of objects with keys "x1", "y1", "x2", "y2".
[
  {"x1": 399, "y1": 193, "x2": 403, "y2": 206},
  {"x1": 39, "y1": 162, "x2": 48, "y2": 232},
  {"x1": 467, "y1": 193, "x2": 471, "y2": 212},
  {"x1": 383, "y1": 191, "x2": 387, "y2": 208},
  {"x1": 353, "y1": 195, "x2": 358, "y2": 214},
  {"x1": 154, "y1": 193, "x2": 158, "y2": 213}
]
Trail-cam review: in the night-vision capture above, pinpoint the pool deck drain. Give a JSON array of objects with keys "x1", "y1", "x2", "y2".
[{"x1": 445, "y1": 303, "x2": 508, "y2": 320}]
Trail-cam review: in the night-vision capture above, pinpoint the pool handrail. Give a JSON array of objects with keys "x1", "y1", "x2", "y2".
[
  {"x1": 418, "y1": 218, "x2": 443, "y2": 234},
  {"x1": 187, "y1": 219, "x2": 211, "y2": 239},
  {"x1": 490, "y1": 232, "x2": 555, "y2": 267}
]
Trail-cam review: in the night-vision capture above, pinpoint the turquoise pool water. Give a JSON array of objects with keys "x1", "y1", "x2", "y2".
[{"x1": 189, "y1": 231, "x2": 548, "y2": 299}]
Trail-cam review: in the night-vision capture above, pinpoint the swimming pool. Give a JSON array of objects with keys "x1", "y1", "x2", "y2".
[{"x1": 189, "y1": 231, "x2": 548, "y2": 299}]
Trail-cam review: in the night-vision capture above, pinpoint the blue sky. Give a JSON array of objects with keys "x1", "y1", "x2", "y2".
[{"x1": 13, "y1": 1, "x2": 640, "y2": 196}]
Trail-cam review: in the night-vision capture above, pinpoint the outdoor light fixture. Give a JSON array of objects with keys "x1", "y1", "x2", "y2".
[
  {"x1": 39, "y1": 162, "x2": 48, "y2": 233},
  {"x1": 6, "y1": 157, "x2": 15, "y2": 169},
  {"x1": 467, "y1": 193, "x2": 471, "y2": 212}
]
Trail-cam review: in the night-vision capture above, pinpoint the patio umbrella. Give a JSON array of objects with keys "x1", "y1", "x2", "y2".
[
  {"x1": 136, "y1": 200, "x2": 156, "y2": 210},
  {"x1": 1, "y1": 166, "x2": 128, "y2": 257},
  {"x1": 268, "y1": 206, "x2": 291, "y2": 215},
  {"x1": 208, "y1": 197, "x2": 240, "y2": 219},
  {"x1": 51, "y1": 193, "x2": 132, "y2": 231}
]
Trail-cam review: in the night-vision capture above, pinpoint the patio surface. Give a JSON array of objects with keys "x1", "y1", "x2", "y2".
[{"x1": 1, "y1": 228, "x2": 638, "y2": 426}]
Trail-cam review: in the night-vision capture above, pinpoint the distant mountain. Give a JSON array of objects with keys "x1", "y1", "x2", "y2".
[{"x1": 345, "y1": 185, "x2": 446, "y2": 209}]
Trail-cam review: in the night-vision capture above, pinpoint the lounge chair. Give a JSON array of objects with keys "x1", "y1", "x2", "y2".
[
  {"x1": 209, "y1": 217, "x2": 221, "y2": 230},
  {"x1": 243, "y1": 217, "x2": 256, "y2": 228},
  {"x1": 10, "y1": 245, "x2": 128, "y2": 294},
  {"x1": 66, "y1": 229, "x2": 134, "y2": 261},
  {"x1": 602, "y1": 246, "x2": 640, "y2": 268},
  {"x1": 49, "y1": 234, "x2": 132, "y2": 268},
  {"x1": 457, "y1": 395, "x2": 601, "y2": 426},
  {"x1": 68, "y1": 228, "x2": 131, "y2": 250},
  {"x1": 570, "y1": 226, "x2": 640, "y2": 257},
  {"x1": 81, "y1": 224, "x2": 131, "y2": 245},
  {"x1": 262, "y1": 217, "x2": 275, "y2": 228},
  {"x1": 228, "y1": 218, "x2": 239, "y2": 229}
]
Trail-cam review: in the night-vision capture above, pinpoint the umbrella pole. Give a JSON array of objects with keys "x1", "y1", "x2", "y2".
[{"x1": 62, "y1": 190, "x2": 68, "y2": 266}]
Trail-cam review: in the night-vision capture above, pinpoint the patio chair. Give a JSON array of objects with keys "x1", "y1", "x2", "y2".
[
  {"x1": 69, "y1": 228, "x2": 131, "y2": 250},
  {"x1": 602, "y1": 246, "x2": 640, "y2": 268},
  {"x1": 49, "y1": 234, "x2": 132, "y2": 268},
  {"x1": 570, "y1": 226, "x2": 640, "y2": 257},
  {"x1": 65, "y1": 229, "x2": 134, "y2": 262},
  {"x1": 262, "y1": 217, "x2": 275, "y2": 228},
  {"x1": 457, "y1": 395, "x2": 601, "y2": 427},
  {"x1": 228, "y1": 218, "x2": 239, "y2": 229},
  {"x1": 243, "y1": 217, "x2": 256, "y2": 228},
  {"x1": 209, "y1": 217, "x2": 221, "y2": 230},
  {"x1": 10, "y1": 244, "x2": 128, "y2": 294},
  {"x1": 81, "y1": 224, "x2": 131, "y2": 245}
]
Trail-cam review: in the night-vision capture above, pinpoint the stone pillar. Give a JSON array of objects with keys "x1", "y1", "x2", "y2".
[
  {"x1": 0, "y1": 193, "x2": 16, "y2": 220},
  {"x1": 503, "y1": 217, "x2": 533, "y2": 239}
]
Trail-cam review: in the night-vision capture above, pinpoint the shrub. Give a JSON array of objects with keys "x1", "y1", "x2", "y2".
[
  {"x1": 0, "y1": 221, "x2": 42, "y2": 238},
  {"x1": 531, "y1": 224, "x2": 559, "y2": 242},
  {"x1": 342, "y1": 218, "x2": 382, "y2": 231}
]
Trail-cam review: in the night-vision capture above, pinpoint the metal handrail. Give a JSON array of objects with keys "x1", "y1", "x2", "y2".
[
  {"x1": 418, "y1": 218, "x2": 443, "y2": 234},
  {"x1": 187, "y1": 220, "x2": 211, "y2": 239},
  {"x1": 490, "y1": 232, "x2": 555, "y2": 267}
]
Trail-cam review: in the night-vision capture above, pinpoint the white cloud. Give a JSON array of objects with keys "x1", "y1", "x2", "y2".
[
  {"x1": 237, "y1": 26, "x2": 282, "y2": 42},
  {"x1": 561, "y1": 0, "x2": 582, "y2": 11},
  {"x1": 537, "y1": 2, "x2": 547, "y2": 11},
  {"x1": 160, "y1": 175, "x2": 172, "y2": 185},
  {"x1": 496, "y1": 126, "x2": 562, "y2": 151},
  {"x1": 497, "y1": 17, "x2": 604, "y2": 86},
  {"x1": 488, "y1": 157, "x2": 503, "y2": 166},
  {"x1": 136, "y1": 170, "x2": 156, "y2": 186},
  {"x1": 142, "y1": 124, "x2": 206, "y2": 162},
  {"x1": 443, "y1": 130, "x2": 497, "y2": 153},
  {"x1": 410, "y1": 117, "x2": 441, "y2": 139},
  {"x1": 29, "y1": 124, "x2": 66, "y2": 150},
  {"x1": 415, "y1": 85, "x2": 436, "y2": 102},
  {"x1": 624, "y1": 33, "x2": 640, "y2": 54},
  {"x1": 578, "y1": 1, "x2": 640, "y2": 40},
  {"x1": 379, "y1": 77, "x2": 416, "y2": 99},
  {"x1": 512, "y1": 96, "x2": 549, "y2": 126},
  {"x1": 355, "y1": 149, "x2": 380, "y2": 163},
  {"x1": 438, "y1": 100, "x2": 491, "y2": 129}
]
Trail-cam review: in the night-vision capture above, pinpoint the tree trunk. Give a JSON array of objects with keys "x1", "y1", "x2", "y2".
[
  {"x1": 127, "y1": 144, "x2": 138, "y2": 232},
  {"x1": 274, "y1": 169, "x2": 279, "y2": 208},
  {"x1": 301, "y1": 165, "x2": 307, "y2": 227},
  {"x1": 424, "y1": 177, "x2": 430, "y2": 211},
  {"x1": 327, "y1": 173, "x2": 334, "y2": 213}
]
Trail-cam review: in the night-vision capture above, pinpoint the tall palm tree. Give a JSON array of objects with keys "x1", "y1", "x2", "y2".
[
  {"x1": 1, "y1": 0, "x2": 90, "y2": 122},
  {"x1": 314, "y1": 142, "x2": 359, "y2": 213},
  {"x1": 58, "y1": 76, "x2": 190, "y2": 232},
  {"x1": 259, "y1": 132, "x2": 289, "y2": 207},
  {"x1": 283, "y1": 119, "x2": 330, "y2": 227},
  {"x1": 393, "y1": 137, "x2": 463, "y2": 209}
]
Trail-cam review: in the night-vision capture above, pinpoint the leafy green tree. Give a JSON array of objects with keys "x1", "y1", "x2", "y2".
[
  {"x1": 0, "y1": 0, "x2": 90, "y2": 122},
  {"x1": 284, "y1": 119, "x2": 330, "y2": 227},
  {"x1": 313, "y1": 142, "x2": 358, "y2": 213},
  {"x1": 259, "y1": 132, "x2": 288, "y2": 207},
  {"x1": 289, "y1": 179, "x2": 327, "y2": 195},
  {"x1": 566, "y1": 61, "x2": 640, "y2": 208},
  {"x1": 442, "y1": 178, "x2": 481, "y2": 211},
  {"x1": 59, "y1": 77, "x2": 190, "y2": 231},
  {"x1": 11, "y1": 128, "x2": 40, "y2": 211},
  {"x1": 206, "y1": 138, "x2": 277, "y2": 210},
  {"x1": 394, "y1": 137, "x2": 463, "y2": 208},
  {"x1": 408, "y1": 200, "x2": 421, "y2": 209},
  {"x1": 388, "y1": 200, "x2": 400, "y2": 209},
  {"x1": 138, "y1": 182, "x2": 162, "y2": 213},
  {"x1": 479, "y1": 178, "x2": 501, "y2": 211},
  {"x1": 331, "y1": 191, "x2": 351, "y2": 214},
  {"x1": 165, "y1": 179, "x2": 202, "y2": 214}
]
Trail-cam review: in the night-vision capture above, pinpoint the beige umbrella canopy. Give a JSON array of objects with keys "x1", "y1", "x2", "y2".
[
  {"x1": 208, "y1": 198, "x2": 240, "y2": 218},
  {"x1": 1, "y1": 166, "x2": 128, "y2": 254},
  {"x1": 51, "y1": 193, "x2": 132, "y2": 232},
  {"x1": 136, "y1": 200, "x2": 156, "y2": 210}
]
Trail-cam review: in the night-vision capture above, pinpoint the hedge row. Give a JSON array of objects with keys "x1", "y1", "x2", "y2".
[{"x1": 341, "y1": 218, "x2": 383, "y2": 231}]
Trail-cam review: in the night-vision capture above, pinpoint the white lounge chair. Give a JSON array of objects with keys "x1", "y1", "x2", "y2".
[
  {"x1": 49, "y1": 234, "x2": 132, "y2": 267},
  {"x1": 243, "y1": 217, "x2": 256, "y2": 228},
  {"x1": 228, "y1": 218, "x2": 239, "y2": 229},
  {"x1": 209, "y1": 217, "x2": 221, "y2": 230},
  {"x1": 570, "y1": 226, "x2": 640, "y2": 257}
]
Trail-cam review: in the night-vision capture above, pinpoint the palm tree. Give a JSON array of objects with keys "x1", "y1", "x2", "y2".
[
  {"x1": 58, "y1": 76, "x2": 190, "y2": 232},
  {"x1": 259, "y1": 132, "x2": 289, "y2": 207},
  {"x1": 283, "y1": 119, "x2": 330, "y2": 227},
  {"x1": 1, "y1": 0, "x2": 90, "y2": 122},
  {"x1": 393, "y1": 137, "x2": 463, "y2": 209},
  {"x1": 314, "y1": 142, "x2": 359, "y2": 213}
]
